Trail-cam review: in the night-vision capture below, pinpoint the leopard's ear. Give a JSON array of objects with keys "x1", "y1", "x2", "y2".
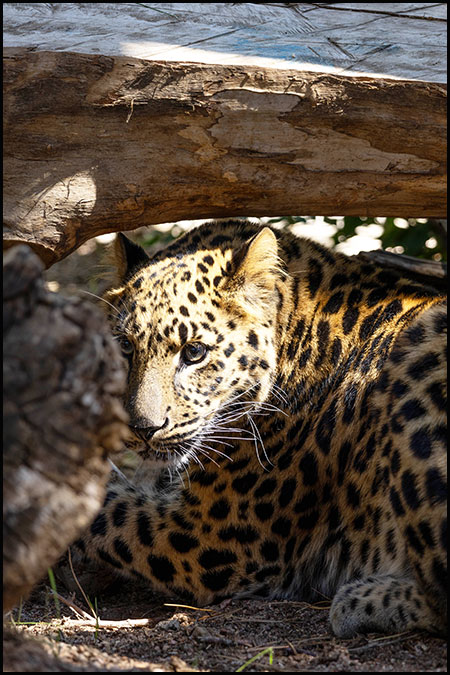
[
  {"x1": 114, "y1": 233, "x2": 149, "y2": 282},
  {"x1": 228, "y1": 227, "x2": 283, "y2": 317}
]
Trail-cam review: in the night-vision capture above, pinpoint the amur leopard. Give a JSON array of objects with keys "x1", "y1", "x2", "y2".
[{"x1": 78, "y1": 219, "x2": 447, "y2": 638}]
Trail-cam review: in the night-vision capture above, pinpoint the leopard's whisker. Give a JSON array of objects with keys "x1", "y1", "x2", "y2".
[
  {"x1": 207, "y1": 430, "x2": 255, "y2": 442},
  {"x1": 247, "y1": 414, "x2": 273, "y2": 471},
  {"x1": 79, "y1": 289, "x2": 122, "y2": 315},
  {"x1": 195, "y1": 447, "x2": 220, "y2": 468},
  {"x1": 218, "y1": 383, "x2": 261, "y2": 408},
  {"x1": 256, "y1": 402, "x2": 288, "y2": 415},
  {"x1": 200, "y1": 436, "x2": 235, "y2": 448},
  {"x1": 179, "y1": 442, "x2": 201, "y2": 470},
  {"x1": 271, "y1": 382, "x2": 289, "y2": 405},
  {"x1": 207, "y1": 427, "x2": 249, "y2": 436},
  {"x1": 194, "y1": 441, "x2": 233, "y2": 462}
]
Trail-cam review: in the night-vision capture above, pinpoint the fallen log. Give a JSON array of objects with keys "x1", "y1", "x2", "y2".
[
  {"x1": 358, "y1": 248, "x2": 447, "y2": 291},
  {"x1": 3, "y1": 49, "x2": 446, "y2": 267},
  {"x1": 3, "y1": 245, "x2": 128, "y2": 613}
]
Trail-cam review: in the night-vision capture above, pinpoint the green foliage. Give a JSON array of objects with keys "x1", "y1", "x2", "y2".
[
  {"x1": 47, "y1": 567, "x2": 61, "y2": 619},
  {"x1": 236, "y1": 646, "x2": 274, "y2": 672},
  {"x1": 369, "y1": 217, "x2": 445, "y2": 260},
  {"x1": 267, "y1": 216, "x2": 446, "y2": 261},
  {"x1": 139, "y1": 230, "x2": 179, "y2": 249}
]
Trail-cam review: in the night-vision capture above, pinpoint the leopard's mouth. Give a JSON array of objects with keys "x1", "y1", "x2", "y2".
[
  {"x1": 126, "y1": 415, "x2": 241, "y2": 468},
  {"x1": 125, "y1": 431, "x2": 200, "y2": 466}
]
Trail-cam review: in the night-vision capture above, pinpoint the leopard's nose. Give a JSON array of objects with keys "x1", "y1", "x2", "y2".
[{"x1": 131, "y1": 417, "x2": 169, "y2": 441}]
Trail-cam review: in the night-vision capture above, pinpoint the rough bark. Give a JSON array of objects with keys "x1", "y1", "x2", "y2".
[
  {"x1": 3, "y1": 245, "x2": 128, "y2": 613},
  {"x1": 3, "y1": 49, "x2": 446, "y2": 267},
  {"x1": 358, "y1": 249, "x2": 447, "y2": 291}
]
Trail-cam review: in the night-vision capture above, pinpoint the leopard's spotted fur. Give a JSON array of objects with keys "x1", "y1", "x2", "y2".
[{"x1": 79, "y1": 220, "x2": 447, "y2": 637}]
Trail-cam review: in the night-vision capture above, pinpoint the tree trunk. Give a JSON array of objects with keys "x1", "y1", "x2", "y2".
[
  {"x1": 3, "y1": 49, "x2": 446, "y2": 267},
  {"x1": 3, "y1": 245, "x2": 128, "y2": 613}
]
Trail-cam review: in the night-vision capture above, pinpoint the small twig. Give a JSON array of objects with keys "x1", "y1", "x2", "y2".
[
  {"x1": 51, "y1": 590, "x2": 95, "y2": 622},
  {"x1": 310, "y1": 586, "x2": 332, "y2": 601},
  {"x1": 245, "y1": 635, "x2": 333, "y2": 652},
  {"x1": 309, "y1": 3, "x2": 446, "y2": 21},
  {"x1": 137, "y1": 3, "x2": 178, "y2": 20},
  {"x1": 51, "y1": 591, "x2": 149, "y2": 627},
  {"x1": 163, "y1": 603, "x2": 215, "y2": 612},
  {"x1": 126, "y1": 98, "x2": 134, "y2": 124},
  {"x1": 348, "y1": 631, "x2": 415, "y2": 653},
  {"x1": 223, "y1": 616, "x2": 326, "y2": 624},
  {"x1": 286, "y1": 639, "x2": 297, "y2": 656},
  {"x1": 67, "y1": 548, "x2": 98, "y2": 619}
]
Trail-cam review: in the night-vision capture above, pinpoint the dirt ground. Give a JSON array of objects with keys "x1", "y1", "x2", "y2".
[{"x1": 3, "y1": 575, "x2": 447, "y2": 673}]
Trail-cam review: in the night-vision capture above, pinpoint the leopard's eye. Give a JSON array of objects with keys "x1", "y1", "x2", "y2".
[
  {"x1": 181, "y1": 341, "x2": 208, "y2": 365},
  {"x1": 119, "y1": 336, "x2": 134, "y2": 356}
]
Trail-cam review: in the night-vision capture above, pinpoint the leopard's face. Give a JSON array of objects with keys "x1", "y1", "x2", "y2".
[{"x1": 106, "y1": 227, "x2": 282, "y2": 467}]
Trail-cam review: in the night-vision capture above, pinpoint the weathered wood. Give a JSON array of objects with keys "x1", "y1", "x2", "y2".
[
  {"x1": 3, "y1": 245, "x2": 128, "y2": 612},
  {"x1": 357, "y1": 249, "x2": 447, "y2": 291},
  {"x1": 3, "y1": 3, "x2": 447, "y2": 83},
  {"x1": 3, "y1": 50, "x2": 446, "y2": 266}
]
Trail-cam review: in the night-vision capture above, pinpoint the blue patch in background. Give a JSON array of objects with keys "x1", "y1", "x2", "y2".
[{"x1": 225, "y1": 36, "x2": 335, "y2": 67}]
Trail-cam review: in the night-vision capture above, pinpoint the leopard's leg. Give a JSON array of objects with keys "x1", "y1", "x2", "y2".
[
  {"x1": 73, "y1": 473, "x2": 246, "y2": 606},
  {"x1": 332, "y1": 305, "x2": 448, "y2": 640},
  {"x1": 73, "y1": 479, "x2": 189, "y2": 594},
  {"x1": 330, "y1": 574, "x2": 442, "y2": 638}
]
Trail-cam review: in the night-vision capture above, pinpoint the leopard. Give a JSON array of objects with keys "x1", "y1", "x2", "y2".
[{"x1": 77, "y1": 219, "x2": 447, "y2": 638}]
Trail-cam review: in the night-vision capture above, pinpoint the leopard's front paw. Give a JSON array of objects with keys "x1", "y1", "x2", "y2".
[{"x1": 330, "y1": 575, "x2": 435, "y2": 638}]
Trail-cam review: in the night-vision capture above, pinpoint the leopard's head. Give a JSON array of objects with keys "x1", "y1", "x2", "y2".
[{"x1": 105, "y1": 223, "x2": 287, "y2": 467}]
